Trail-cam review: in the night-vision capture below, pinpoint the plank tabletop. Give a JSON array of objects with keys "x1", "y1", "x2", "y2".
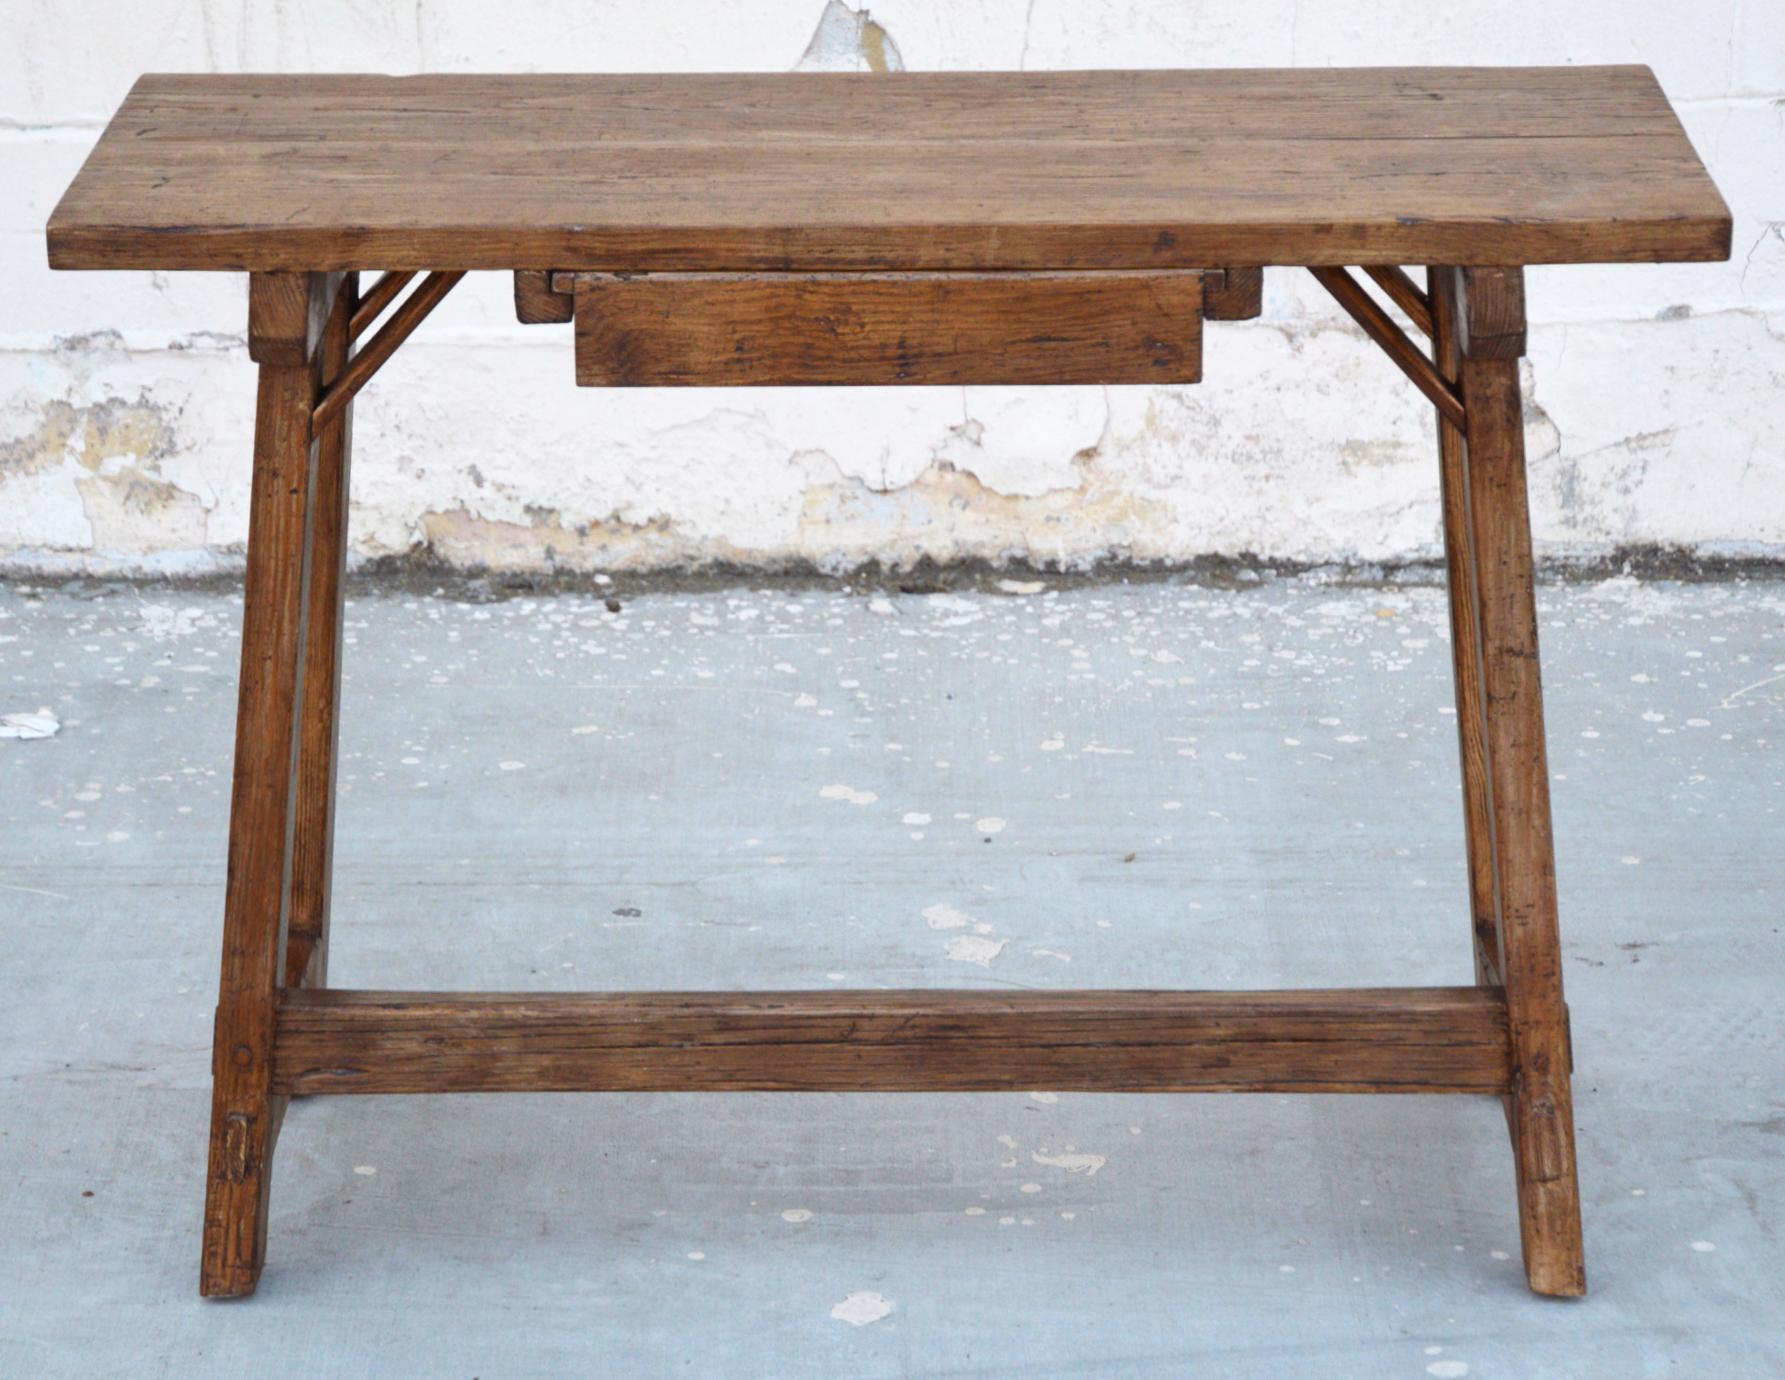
[{"x1": 47, "y1": 68, "x2": 1730, "y2": 272}]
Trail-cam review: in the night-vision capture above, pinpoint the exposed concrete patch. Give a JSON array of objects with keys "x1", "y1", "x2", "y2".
[
  {"x1": 0, "y1": 392, "x2": 210, "y2": 554},
  {"x1": 417, "y1": 506, "x2": 710, "y2": 573},
  {"x1": 406, "y1": 390, "x2": 1122, "y2": 574},
  {"x1": 1, "y1": 394, "x2": 180, "y2": 481},
  {"x1": 796, "y1": 1, "x2": 903, "y2": 73},
  {"x1": 928, "y1": 387, "x2": 1109, "y2": 497},
  {"x1": 74, "y1": 467, "x2": 207, "y2": 552},
  {"x1": 796, "y1": 450, "x2": 1171, "y2": 571}
]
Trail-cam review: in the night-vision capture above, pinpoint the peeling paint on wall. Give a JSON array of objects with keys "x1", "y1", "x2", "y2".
[
  {"x1": 1, "y1": 392, "x2": 212, "y2": 554},
  {"x1": 794, "y1": 450, "x2": 1174, "y2": 572},
  {"x1": 796, "y1": 1, "x2": 904, "y2": 73},
  {"x1": 417, "y1": 506, "x2": 682, "y2": 572},
  {"x1": 75, "y1": 466, "x2": 208, "y2": 552},
  {"x1": 1, "y1": 395, "x2": 179, "y2": 480}
]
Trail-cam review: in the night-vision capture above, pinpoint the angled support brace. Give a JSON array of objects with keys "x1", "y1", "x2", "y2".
[
  {"x1": 313, "y1": 271, "x2": 464, "y2": 432},
  {"x1": 1362, "y1": 265, "x2": 1434, "y2": 337},
  {"x1": 349, "y1": 271, "x2": 416, "y2": 339},
  {"x1": 1307, "y1": 266, "x2": 1465, "y2": 428}
]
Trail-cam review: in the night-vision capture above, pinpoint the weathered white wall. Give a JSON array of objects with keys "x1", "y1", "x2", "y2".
[{"x1": 4, "y1": 1, "x2": 1782, "y2": 575}]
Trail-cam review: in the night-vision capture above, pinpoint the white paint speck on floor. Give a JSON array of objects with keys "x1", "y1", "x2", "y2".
[{"x1": 830, "y1": 1291, "x2": 894, "y2": 1326}]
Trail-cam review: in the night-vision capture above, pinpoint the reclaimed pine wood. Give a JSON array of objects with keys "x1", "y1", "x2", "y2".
[
  {"x1": 1203, "y1": 267, "x2": 1264, "y2": 321},
  {"x1": 1363, "y1": 265, "x2": 1435, "y2": 337},
  {"x1": 1439, "y1": 265, "x2": 1587, "y2": 1297},
  {"x1": 246, "y1": 271, "x2": 345, "y2": 367},
  {"x1": 47, "y1": 68, "x2": 1730, "y2": 272},
  {"x1": 311, "y1": 271, "x2": 463, "y2": 432},
  {"x1": 1429, "y1": 267, "x2": 1503, "y2": 990},
  {"x1": 349, "y1": 270, "x2": 414, "y2": 339},
  {"x1": 571, "y1": 271, "x2": 1204, "y2": 387},
  {"x1": 285, "y1": 273, "x2": 357, "y2": 995},
  {"x1": 43, "y1": 63, "x2": 1732, "y2": 1303},
  {"x1": 513, "y1": 269, "x2": 574, "y2": 324},
  {"x1": 272, "y1": 988, "x2": 1514, "y2": 1096},
  {"x1": 1455, "y1": 266, "x2": 1529, "y2": 360},
  {"x1": 200, "y1": 271, "x2": 329, "y2": 1300},
  {"x1": 1308, "y1": 266, "x2": 1465, "y2": 426}
]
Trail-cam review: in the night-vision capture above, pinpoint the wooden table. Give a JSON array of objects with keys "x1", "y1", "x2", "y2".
[{"x1": 48, "y1": 68, "x2": 1730, "y2": 1300}]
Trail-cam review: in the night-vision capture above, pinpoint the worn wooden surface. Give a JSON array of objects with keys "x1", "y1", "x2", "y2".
[
  {"x1": 312, "y1": 270, "x2": 463, "y2": 431},
  {"x1": 1203, "y1": 267, "x2": 1264, "y2": 320},
  {"x1": 1363, "y1": 265, "x2": 1434, "y2": 337},
  {"x1": 572, "y1": 271, "x2": 1204, "y2": 387},
  {"x1": 284, "y1": 274, "x2": 356, "y2": 996},
  {"x1": 1429, "y1": 266, "x2": 1502, "y2": 990},
  {"x1": 200, "y1": 271, "x2": 329, "y2": 1299},
  {"x1": 246, "y1": 271, "x2": 344, "y2": 366},
  {"x1": 1456, "y1": 266, "x2": 1529, "y2": 360},
  {"x1": 514, "y1": 269, "x2": 574, "y2": 324},
  {"x1": 47, "y1": 68, "x2": 1729, "y2": 271},
  {"x1": 1440, "y1": 266, "x2": 1587, "y2": 1297},
  {"x1": 1308, "y1": 266, "x2": 1464, "y2": 426},
  {"x1": 349, "y1": 270, "x2": 414, "y2": 338},
  {"x1": 272, "y1": 987, "x2": 1514, "y2": 1096},
  {"x1": 42, "y1": 62, "x2": 1672, "y2": 1303}
]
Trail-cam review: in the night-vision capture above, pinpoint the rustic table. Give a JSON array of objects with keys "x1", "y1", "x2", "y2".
[{"x1": 48, "y1": 68, "x2": 1730, "y2": 1300}]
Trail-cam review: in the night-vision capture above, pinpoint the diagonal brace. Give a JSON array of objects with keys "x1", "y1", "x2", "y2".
[
  {"x1": 1362, "y1": 265, "x2": 1435, "y2": 337},
  {"x1": 313, "y1": 271, "x2": 464, "y2": 432},
  {"x1": 1308, "y1": 266, "x2": 1465, "y2": 428},
  {"x1": 349, "y1": 271, "x2": 416, "y2": 339}
]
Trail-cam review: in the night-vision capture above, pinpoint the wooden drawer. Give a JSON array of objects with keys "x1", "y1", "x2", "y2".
[{"x1": 555, "y1": 270, "x2": 1205, "y2": 387}]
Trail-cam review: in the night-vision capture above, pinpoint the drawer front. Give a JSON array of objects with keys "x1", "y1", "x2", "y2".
[{"x1": 568, "y1": 271, "x2": 1203, "y2": 387}]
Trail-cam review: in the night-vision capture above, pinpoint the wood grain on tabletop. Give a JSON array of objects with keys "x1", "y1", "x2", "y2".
[{"x1": 47, "y1": 68, "x2": 1730, "y2": 271}]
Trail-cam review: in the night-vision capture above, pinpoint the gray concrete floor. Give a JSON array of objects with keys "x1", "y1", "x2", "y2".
[{"x1": 0, "y1": 572, "x2": 1781, "y2": 1378}]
